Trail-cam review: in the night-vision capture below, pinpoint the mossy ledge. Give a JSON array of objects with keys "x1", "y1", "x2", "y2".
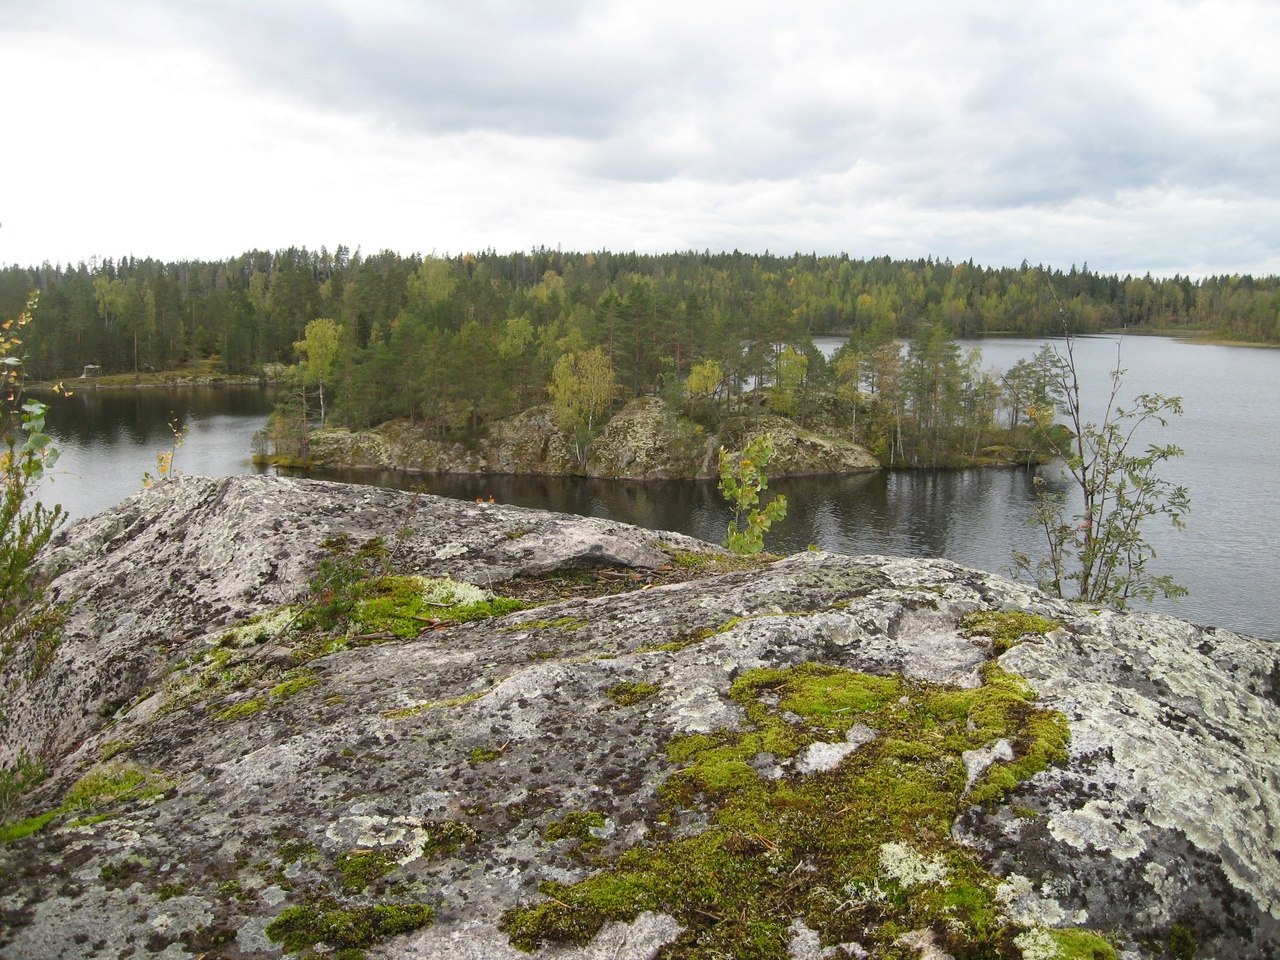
[
  {"x1": 1, "y1": 476, "x2": 1275, "y2": 959},
  {"x1": 501, "y1": 662, "x2": 1089, "y2": 958}
]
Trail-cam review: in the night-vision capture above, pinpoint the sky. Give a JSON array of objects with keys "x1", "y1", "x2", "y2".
[{"x1": 1, "y1": 0, "x2": 1278, "y2": 278}]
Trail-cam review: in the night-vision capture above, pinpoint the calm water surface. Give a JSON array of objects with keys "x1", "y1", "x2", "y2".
[
  {"x1": 30, "y1": 338, "x2": 1280, "y2": 640},
  {"x1": 35, "y1": 385, "x2": 277, "y2": 520}
]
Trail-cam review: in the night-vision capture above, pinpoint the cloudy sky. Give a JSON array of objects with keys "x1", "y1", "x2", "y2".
[{"x1": 1, "y1": 0, "x2": 1277, "y2": 277}]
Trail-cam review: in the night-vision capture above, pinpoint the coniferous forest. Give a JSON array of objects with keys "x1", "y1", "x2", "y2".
[{"x1": 3, "y1": 248, "x2": 1277, "y2": 467}]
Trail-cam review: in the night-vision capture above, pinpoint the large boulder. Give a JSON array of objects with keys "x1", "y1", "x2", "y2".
[{"x1": 0, "y1": 476, "x2": 1275, "y2": 960}]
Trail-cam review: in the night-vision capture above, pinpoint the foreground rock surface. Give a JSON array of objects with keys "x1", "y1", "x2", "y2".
[{"x1": 0, "y1": 476, "x2": 1276, "y2": 960}]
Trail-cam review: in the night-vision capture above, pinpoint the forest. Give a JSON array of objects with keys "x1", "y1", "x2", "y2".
[{"x1": 2, "y1": 248, "x2": 1276, "y2": 467}]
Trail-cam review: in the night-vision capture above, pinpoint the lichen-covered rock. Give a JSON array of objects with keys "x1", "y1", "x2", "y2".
[
  {"x1": 735, "y1": 413, "x2": 881, "y2": 475},
  {"x1": 588, "y1": 398, "x2": 717, "y2": 479},
  {"x1": 0, "y1": 476, "x2": 1276, "y2": 960},
  {"x1": 0, "y1": 476, "x2": 713, "y2": 771},
  {"x1": 303, "y1": 399, "x2": 878, "y2": 480}
]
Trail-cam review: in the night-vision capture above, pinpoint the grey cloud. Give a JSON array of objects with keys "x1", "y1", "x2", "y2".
[
  {"x1": 5, "y1": 0, "x2": 1277, "y2": 276},
  {"x1": 157, "y1": 0, "x2": 682, "y2": 139}
]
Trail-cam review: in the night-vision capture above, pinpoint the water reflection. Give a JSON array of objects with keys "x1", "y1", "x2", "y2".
[
  {"x1": 298, "y1": 466, "x2": 1050, "y2": 583},
  {"x1": 35, "y1": 385, "x2": 277, "y2": 521}
]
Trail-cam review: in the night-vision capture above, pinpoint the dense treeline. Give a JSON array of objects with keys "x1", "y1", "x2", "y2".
[
  {"x1": 4, "y1": 248, "x2": 1278, "y2": 385},
  {"x1": 2, "y1": 247, "x2": 1276, "y2": 467}
]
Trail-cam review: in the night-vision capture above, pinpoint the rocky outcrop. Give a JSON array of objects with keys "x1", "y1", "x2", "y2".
[
  {"x1": 304, "y1": 398, "x2": 879, "y2": 480},
  {"x1": 1, "y1": 476, "x2": 1276, "y2": 960},
  {"x1": 0, "y1": 476, "x2": 712, "y2": 770}
]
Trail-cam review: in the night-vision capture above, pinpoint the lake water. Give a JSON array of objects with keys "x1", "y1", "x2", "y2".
[{"x1": 28, "y1": 336, "x2": 1280, "y2": 640}]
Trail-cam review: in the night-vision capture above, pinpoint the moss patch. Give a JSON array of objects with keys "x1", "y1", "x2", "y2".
[
  {"x1": 960, "y1": 609, "x2": 1061, "y2": 652},
  {"x1": 96, "y1": 739, "x2": 135, "y2": 763},
  {"x1": 510, "y1": 615, "x2": 589, "y2": 632},
  {"x1": 1, "y1": 762, "x2": 175, "y2": 845},
  {"x1": 664, "y1": 548, "x2": 767, "y2": 572},
  {"x1": 213, "y1": 698, "x2": 266, "y2": 723},
  {"x1": 0, "y1": 810, "x2": 58, "y2": 844},
  {"x1": 381, "y1": 690, "x2": 486, "y2": 720},
  {"x1": 265, "y1": 899, "x2": 434, "y2": 954},
  {"x1": 546, "y1": 811, "x2": 607, "y2": 845},
  {"x1": 269, "y1": 670, "x2": 318, "y2": 700},
  {"x1": 501, "y1": 662, "x2": 1089, "y2": 958},
  {"x1": 336, "y1": 849, "x2": 399, "y2": 893},
  {"x1": 421, "y1": 819, "x2": 479, "y2": 859},
  {"x1": 63, "y1": 762, "x2": 174, "y2": 811},
  {"x1": 606, "y1": 681, "x2": 659, "y2": 706}
]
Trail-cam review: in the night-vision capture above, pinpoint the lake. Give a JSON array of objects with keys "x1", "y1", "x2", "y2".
[{"x1": 29, "y1": 336, "x2": 1280, "y2": 640}]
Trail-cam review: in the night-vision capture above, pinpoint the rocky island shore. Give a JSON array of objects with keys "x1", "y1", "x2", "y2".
[
  {"x1": 1, "y1": 475, "x2": 1276, "y2": 959},
  {"x1": 292, "y1": 398, "x2": 882, "y2": 480}
]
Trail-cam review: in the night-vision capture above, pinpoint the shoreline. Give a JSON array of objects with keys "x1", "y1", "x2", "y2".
[
  {"x1": 27, "y1": 374, "x2": 272, "y2": 391},
  {"x1": 258, "y1": 448, "x2": 1046, "y2": 482}
]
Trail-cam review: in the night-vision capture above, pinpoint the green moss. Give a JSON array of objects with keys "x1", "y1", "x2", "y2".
[
  {"x1": 214, "y1": 698, "x2": 266, "y2": 723},
  {"x1": 0, "y1": 810, "x2": 57, "y2": 843},
  {"x1": 336, "y1": 849, "x2": 398, "y2": 892},
  {"x1": 960, "y1": 609, "x2": 1061, "y2": 652},
  {"x1": 97, "y1": 739, "x2": 135, "y2": 763},
  {"x1": 64, "y1": 762, "x2": 172, "y2": 811},
  {"x1": 264, "y1": 899, "x2": 434, "y2": 953},
  {"x1": 664, "y1": 549, "x2": 764, "y2": 572},
  {"x1": 666, "y1": 548, "x2": 717, "y2": 569},
  {"x1": 381, "y1": 703, "x2": 429, "y2": 720},
  {"x1": 269, "y1": 670, "x2": 318, "y2": 700},
  {"x1": 1049, "y1": 928, "x2": 1119, "y2": 959},
  {"x1": 421, "y1": 819, "x2": 479, "y2": 858},
  {"x1": 357, "y1": 576, "x2": 527, "y2": 632},
  {"x1": 606, "y1": 681, "x2": 659, "y2": 706},
  {"x1": 435, "y1": 595, "x2": 528, "y2": 624},
  {"x1": 469, "y1": 746, "x2": 503, "y2": 764},
  {"x1": 217, "y1": 877, "x2": 252, "y2": 901},
  {"x1": 502, "y1": 663, "x2": 1099, "y2": 958},
  {"x1": 639, "y1": 627, "x2": 715, "y2": 653},
  {"x1": 159, "y1": 636, "x2": 277, "y2": 714},
  {"x1": 301, "y1": 540, "x2": 526, "y2": 637},
  {"x1": 545, "y1": 811, "x2": 606, "y2": 844},
  {"x1": 965, "y1": 666, "x2": 1070, "y2": 806},
  {"x1": 65, "y1": 813, "x2": 115, "y2": 828},
  {"x1": 381, "y1": 690, "x2": 485, "y2": 720},
  {"x1": 0, "y1": 752, "x2": 46, "y2": 823},
  {"x1": 1167, "y1": 923, "x2": 1197, "y2": 960},
  {"x1": 156, "y1": 882, "x2": 187, "y2": 900},
  {"x1": 2, "y1": 763, "x2": 174, "y2": 845},
  {"x1": 278, "y1": 839, "x2": 318, "y2": 864},
  {"x1": 349, "y1": 575, "x2": 437, "y2": 637},
  {"x1": 510, "y1": 615, "x2": 588, "y2": 632},
  {"x1": 639, "y1": 614, "x2": 759, "y2": 655},
  {"x1": 736, "y1": 663, "x2": 900, "y2": 719}
]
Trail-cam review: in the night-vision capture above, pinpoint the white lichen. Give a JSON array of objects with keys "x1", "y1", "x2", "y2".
[
  {"x1": 996, "y1": 874, "x2": 1087, "y2": 928},
  {"x1": 878, "y1": 842, "x2": 949, "y2": 888},
  {"x1": 1013, "y1": 927, "x2": 1061, "y2": 960},
  {"x1": 217, "y1": 606, "x2": 297, "y2": 647},
  {"x1": 416, "y1": 576, "x2": 490, "y2": 607}
]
